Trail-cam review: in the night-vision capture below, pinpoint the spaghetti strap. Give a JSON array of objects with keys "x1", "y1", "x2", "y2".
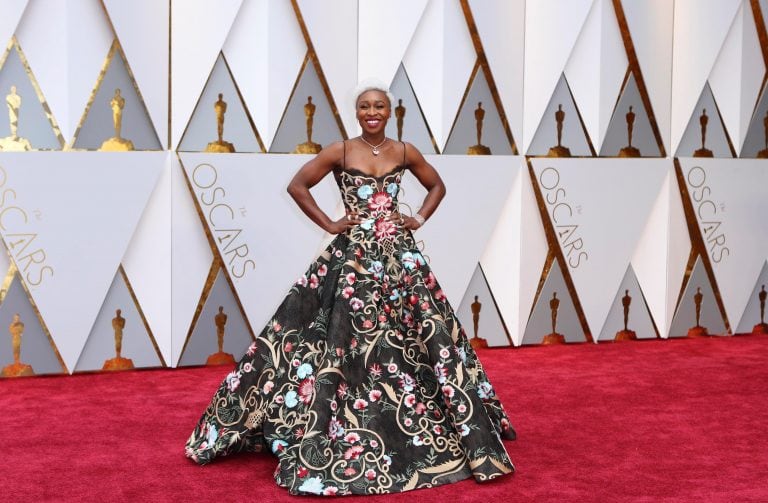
[
  {"x1": 401, "y1": 141, "x2": 406, "y2": 166},
  {"x1": 342, "y1": 140, "x2": 347, "y2": 169}
]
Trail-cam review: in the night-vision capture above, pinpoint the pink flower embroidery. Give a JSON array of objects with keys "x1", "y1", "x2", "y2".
[
  {"x1": 367, "y1": 191, "x2": 392, "y2": 213},
  {"x1": 374, "y1": 218, "x2": 396, "y2": 239}
]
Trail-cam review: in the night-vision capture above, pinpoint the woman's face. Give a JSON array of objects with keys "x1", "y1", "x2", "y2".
[{"x1": 356, "y1": 90, "x2": 390, "y2": 136}]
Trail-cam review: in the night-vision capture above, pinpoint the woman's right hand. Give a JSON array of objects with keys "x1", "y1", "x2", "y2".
[{"x1": 325, "y1": 213, "x2": 362, "y2": 234}]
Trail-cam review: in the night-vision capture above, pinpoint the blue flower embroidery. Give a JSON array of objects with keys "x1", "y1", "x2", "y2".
[
  {"x1": 271, "y1": 439, "x2": 289, "y2": 453},
  {"x1": 389, "y1": 288, "x2": 400, "y2": 301},
  {"x1": 298, "y1": 476, "x2": 325, "y2": 494},
  {"x1": 297, "y1": 363, "x2": 313, "y2": 379},
  {"x1": 357, "y1": 185, "x2": 374, "y2": 200},
  {"x1": 361, "y1": 218, "x2": 374, "y2": 230},
  {"x1": 386, "y1": 182, "x2": 398, "y2": 197},
  {"x1": 285, "y1": 390, "x2": 299, "y2": 408},
  {"x1": 368, "y1": 260, "x2": 384, "y2": 279}
]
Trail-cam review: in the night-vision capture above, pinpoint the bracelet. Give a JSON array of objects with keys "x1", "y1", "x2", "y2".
[{"x1": 413, "y1": 213, "x2": 426, "y2": 226}]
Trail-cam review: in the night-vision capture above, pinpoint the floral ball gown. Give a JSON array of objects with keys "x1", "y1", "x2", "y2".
[{"x1": 185, "y1": 142, "x2": 516, "y2": 496}]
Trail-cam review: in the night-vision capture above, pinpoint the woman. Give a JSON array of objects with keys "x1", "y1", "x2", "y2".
[{"x1": 185, "y1": 82, "x2": 516, "y2": 496}]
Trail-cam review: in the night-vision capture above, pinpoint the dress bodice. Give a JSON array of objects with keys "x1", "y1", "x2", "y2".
[{"x1": 335, "y1": 165, "x2": 405, "y2": 223}]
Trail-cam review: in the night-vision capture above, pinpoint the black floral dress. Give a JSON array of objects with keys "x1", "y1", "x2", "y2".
[{"x1": 185, "y1": 144, "x2": 516, "y2": 496}]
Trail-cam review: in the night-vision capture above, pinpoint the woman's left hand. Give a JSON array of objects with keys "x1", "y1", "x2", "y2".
[{"x1": 387, "y1": 212, "x2": 421, "y2": 231}]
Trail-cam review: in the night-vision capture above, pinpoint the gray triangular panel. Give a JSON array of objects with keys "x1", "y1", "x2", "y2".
[
  {"x1": 735, "y1": 260, "x2": 768, "y2": 333},
  {"x1": 675, "y1": 82, "x2": 733, "y2": 158},
  {"x1": 597, "y1": 265, "x2": 658, "y2": 341},
  {"x1": 73, "y1": 44, "x2": 162, "y2": 150},
  {"x1": 0, "y1": 274, "x2": 65, "y2": 376},
  {"x1": 74, "y1": 269, "x2": 162, "y2": 372},
  {"x1": 178, "y1": 267, "x2": 253, "y2": 366},
  {"x1": 270, "y1": 58, "x2": 344, "y2": 153},
  {"x1": 739, "y1": 83, "x2": 768, "y2": 158},
  {"x1": 522, "y1": 259, "x2": 585, "y2": 344},
  {"x1": 527, "y1": 73, "x2": 592, "y2": 156},
  {"x1": 668, "y1": 256, "x2": 727, "y2": 337},
  {"x1": 178, "y1": 53, "x2": 262, "y2": 152},
  {"x1": 443, "y1": 66, "x2": 513, "y2": 155},
  {"x1": 385, "y1": 63, "x2": 437, "y2": 154},
  {"x1": 0, "y1": 43, "x2": 61, "y2": 149},
  {"x1": 456, "y1": 263, "x2": 511, "y2": 347},
  {"x1": 599, "y1": 73, "x2": 662, "y2": 157}
]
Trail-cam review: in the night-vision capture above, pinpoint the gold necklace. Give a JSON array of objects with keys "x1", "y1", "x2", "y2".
[{"x1": 358, "y1": 136, "x2": 387, "y2": 156}]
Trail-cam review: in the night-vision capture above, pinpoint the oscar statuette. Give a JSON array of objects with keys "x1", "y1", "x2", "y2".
[
  {"x1": 2, "y1": 314, "x2": 34, "y2": 377},
  {"x1": 207, "y1": 306, "x2": 235, "y2": 365},
  {"x1": 692, "y1": 109, "x2": 713, "y2": 158},
  {"x1": 99, "y1": 88, "x2": 135, "y2": 151},
  {"x1": 103, "y1": 309, "x2": 134, "y2": 370},
  {"x1": 293, "y1": 96, "x2": 322, "y2": 154},
  {"x1": 614, "y1": 290, "x2": 637, "y2": 341},
  {"x1": 0, "y1": 85, "x2": 32, "y2": 151},
  {"x1": 467, "y1": 102, "x2": 491, "y2": 155},
  {"x1": 547, "y1": 104, "x2": 571, "y2": 157},
  {"x1": 469, "y1": 296, "x2": 489, "y2": 349},
  {"x1": 542, "y1": 292, "x2": 566, "y2": 344},
  {"x1": 752, "y1": 285, "x2": 768, "y2": 335},
  {"x1": 687, "y1": 287, "x2": 709, "y2": 337},
  {"x1": 395, "y1": 99, "x2": 406, "y2": 142},
  {"x1": 618, "y1": 107, "x2": 641, "y2": 158},
  {"x1": 756, "y1": 112, "x2": 768, "y2": 159},
  {"x1": 205, "y1": 93, "x2": 235, "y2": 153}
]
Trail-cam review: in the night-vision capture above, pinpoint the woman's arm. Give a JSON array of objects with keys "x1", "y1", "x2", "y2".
[
  {"x1": 398, "y1": 143, "x2": 445, "y2": 230},
  {"x1": 287, "y1": 142, "x2": 362, "y2": 234}
]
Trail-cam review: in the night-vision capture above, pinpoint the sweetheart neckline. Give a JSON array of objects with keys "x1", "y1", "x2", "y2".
[{"x1": 339, "y1": 165, "x2": 405, "y2": 180}]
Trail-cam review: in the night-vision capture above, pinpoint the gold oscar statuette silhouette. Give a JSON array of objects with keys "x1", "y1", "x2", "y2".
[
  {"x1": 205, "y1": 93, "x2": 236, "y2": 153},
  {"x1": 614, "y1": 290, "x2": 637, "y2": 341},
  {"x1": 756, "y1": 111, "x2": 768, "y2": 159},
  {"x1": 2, "y1": 314, "x2": 34, "y2": 377},
  {"x1": 0, "y1": 85, "x2": 32, "y2": 151},
  {"x1": 207, "y1": 306, "x2": 235, "y2": 365},
  {"x1": 693, "y1": 109, "x2": 713, "y2": 158},
  {"x1": 467, "y1": 102, "x2": 491, "y2": 155},
  {"x1": 687, "y1": 287, "x2": 709, "y2": 337},
  {"x1": 752, "y1": 285, "x2": 768, "y2": 335},
  {"x1": 542, "y1": 292, "x2": 566, "y2": 345},
  {"x1": 294, "y1": 96, "x2": 322, "y2": 154},
  {"x1": 547, "y1": 104, "x2": 571, "y2": 157},
  {"x1": 618, "y1": 106, "x2": 641, "y2": 158},
  {"x1": 103, "y1": 309, "x2": 135, "y2": 370},
  {"x1": 469, "y1": 295, "x2": 489, "y2": 349},
  {"x1": 99, "y1": 88, "x2": 135, "y2": 151},
  {"x1": 395, "y1": 99, "x2": 406, "y2": 142}
]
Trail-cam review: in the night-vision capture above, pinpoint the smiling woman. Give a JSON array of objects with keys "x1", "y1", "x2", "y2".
[{"x1": 184, "y1": 80, "x2": 516, "y2": 496}]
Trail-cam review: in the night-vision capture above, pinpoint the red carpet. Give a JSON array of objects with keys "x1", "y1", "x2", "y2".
[{"x1": 4, "y1": 335, "x2": 768, "y2": 502}]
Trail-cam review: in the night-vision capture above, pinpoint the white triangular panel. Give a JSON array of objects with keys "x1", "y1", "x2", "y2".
[
  {"x1": 0, "y1": 152, "x2": 164, "y2": 370},
  {"x1": 171, "y1": 0, "x2": 243, "y2": 148},
  {"x1": 530, "y1": 158, "x2": 668, "y2": 336},
  {"x1": 467, "y1": 0, "x2": 525, "y2": 147},
  {"x1": 399, "y1": 155, "x2": 518, "y2": 306},
  {"x1": 15, "y1": 0, "x2": 112, "y2": 142},
  {"x1": 735, "y1": 261, "x2": 768, "y2": 333},
  {"x1": 457, "y1": 264, "x2": 511, "y2": 347},
  {"x1": 480, "y1": 158, "x2": 548, "y2": 346},
  {"x1": 171, "y1": 155, "x2": 213, "y2": 366},
  {"x1": 359, "y1": 0, "x2": 427, "y2": 89},
  {"x1": 620, "y1": 0, "x2": 673, "y2": 153},
  {"x1": 671, "y1": 0, "x2": 741, "y2": 154},
  {"x1": 678, "y1": 157, "x2": 768, "y2": 331},
  {"x1": 709, "y1": 2, "x2": 765, "y2": 153},
  {"x1": 668, "y1": 256, "x2": 727, "y2": 337},
  {"x1": 296, "y1": 0, "x2": 357, "y2": 136},
  {"x1": 630, "y1": 166, "x2": 685, "y2": 339},
  {"x1": 676, "y1": 83, "x2": 734, "y2": 158},
  {"x1": 122, "y1": 153, "x2": 172, "y2": 365},
  {"x1": 523, "y1": 0, "x2": 593, "y2": 152},
  {"x1": 402, "y1": 0, "x2": 475, "y2": 150},
  {"x1": 103, "y1": 0, "x2": 169, "y2": 146},
  {"x1": 565, "y1": 0, "x2": 628, "y2": 149},
  {"x1": 223, "y1": 0, "x2": 304, "y2": 150},
  {"x1": 179, "y1": 153, "x2": 339, "y2": 336},
  {"x1": 0, "y1": 1, "x2": 28, "y2": 47},
  {"x1": 522, "y1": 259, "x2": 585, "y2": 344},
  {"x1": 596, "y1": 265, "x2": 658, "y2": 341}
]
